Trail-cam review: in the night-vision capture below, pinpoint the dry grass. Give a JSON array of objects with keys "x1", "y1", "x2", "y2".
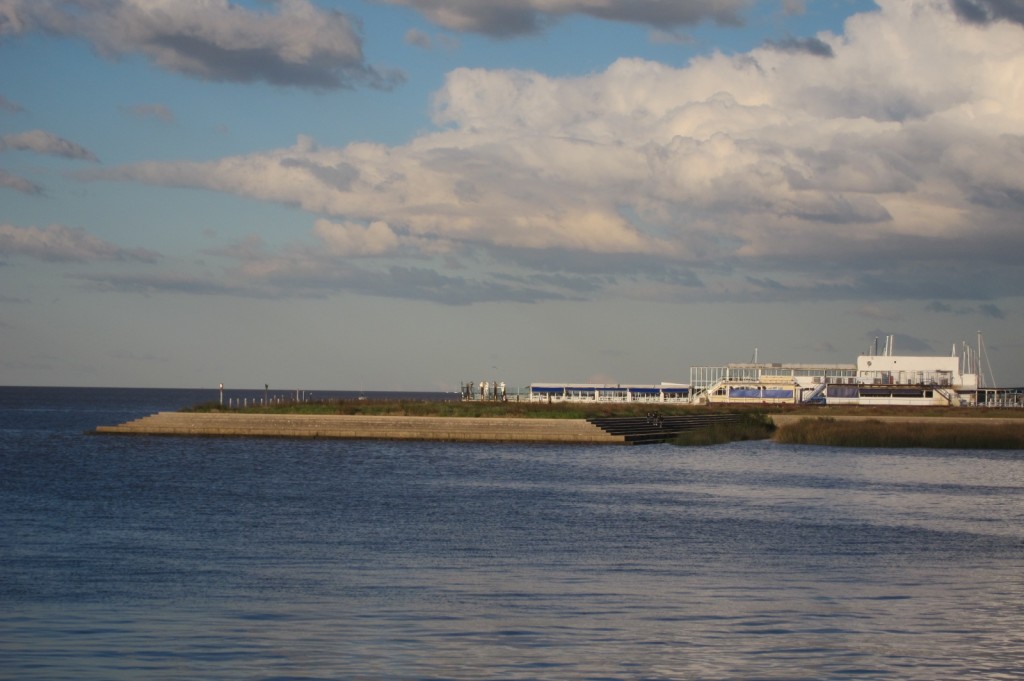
[
  {"x1": 184, "y1": 398, "x2": 710, "y2": 420},
  {"x1": 775, "y1": 417, "x2": 1024, "y2": 449},
  {"x1": 187, "y1": 398, "x2": 1024, "y2": 420},
  {"x1": 670, "y1": 414, "x2": 775, "y2": 446},
  {"x1": 184, "y1": 399, "x2": 1024, "y2": 448}
]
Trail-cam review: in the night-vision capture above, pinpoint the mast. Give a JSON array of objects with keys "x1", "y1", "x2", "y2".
[
  {"x1": 978, "y1": 331, "x2": 996, "y2": 390},
  {"x1": 977, "y1": 331, "x2": 982, "y2": 388}
]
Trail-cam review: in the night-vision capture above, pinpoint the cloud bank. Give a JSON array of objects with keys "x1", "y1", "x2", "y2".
[
  {"x1": 88, "y1": 0, "x2": 1024, "y2": 305},
  {"x1": 1, "y1": 130, "x2": 98, "y2": 161},
  {"x1": 379, "y1": 0, "x2": 749, "y2": 36},
  {"x1": 0, "y1": 169, "x2": 41, "y2": 194},
  {"x1": 951, "y1": 0, "x2": 1024, "y2": 25},
  {"x1": 0, "y1": 224, "x2": 159, "y2": 263},
  {"x1": 0, "y1": 0, "x2": 403, "y2": 89}
]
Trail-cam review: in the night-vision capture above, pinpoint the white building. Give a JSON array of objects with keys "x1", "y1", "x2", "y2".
[
  {"x1": 690, "y1": 337, "x2": 981, "y2": 406},
  {"x1": 689, "y1": 362, "x2": 856, "y2": 405},
  {"x1": 527, "y1": 383, "x2": 690, "y2": 404},
  {"x1": 831, "y1": 353, "x2": 978, "y2": 406}
]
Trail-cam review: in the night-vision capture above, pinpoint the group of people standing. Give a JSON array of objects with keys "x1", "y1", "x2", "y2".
[{"x1": 461, "y1": 380, "x2": 508, "y2": 401}]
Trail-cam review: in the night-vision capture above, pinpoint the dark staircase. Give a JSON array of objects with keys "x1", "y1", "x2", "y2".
[{"x1": 587, "y1": 413, "x2": 743, "y2": 444}]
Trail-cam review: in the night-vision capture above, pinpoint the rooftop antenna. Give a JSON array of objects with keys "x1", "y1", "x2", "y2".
[{"x1": 874, "y1": 337, "x2": 879, "y2": 356}]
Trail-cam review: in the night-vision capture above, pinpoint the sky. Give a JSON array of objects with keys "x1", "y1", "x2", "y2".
[{"x1": 1, "y1": 0, "x2": 1022, "y2": 391}]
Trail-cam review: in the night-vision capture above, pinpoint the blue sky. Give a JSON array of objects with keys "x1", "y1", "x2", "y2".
[{"x1": 1, "y1": 0, "x2": 1022, "y2": 390}]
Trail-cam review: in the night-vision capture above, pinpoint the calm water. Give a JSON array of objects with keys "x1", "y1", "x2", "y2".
[{"x1": 2, "y1": 388, "x2": 1023, "y2": 679}]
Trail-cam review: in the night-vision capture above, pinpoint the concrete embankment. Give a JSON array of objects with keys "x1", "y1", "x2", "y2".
[{"x1": 95, "y1": 412, "x2": 627, "y2": 444}]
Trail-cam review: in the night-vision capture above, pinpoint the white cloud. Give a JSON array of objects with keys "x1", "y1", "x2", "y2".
[
  {"x1": 0, "y1": 0, "x2": 402, "y2": 89},
  {"x1": 0, "y1": 224, "x2": 159, "y2": 263},
  {"x1": 404, "y1": 28, "x2": 459, "y2": 51},
  {"x1": 90, "y1": 0, "x2": 1024, "y2": 304},
  {"x1": 0, "y1": 169, "x2": 41, "y2": 194},
  {"x1": 1, "y1": 130, "x2": 98, "y2": 161},
  {"x1": 314, "y1": 219, "x2": 401, "y2": 256}
]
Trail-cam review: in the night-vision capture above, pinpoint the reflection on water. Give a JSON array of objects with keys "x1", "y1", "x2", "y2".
[{"x1": 1, "y1": 389, "x2": 1023, "y2": 679}]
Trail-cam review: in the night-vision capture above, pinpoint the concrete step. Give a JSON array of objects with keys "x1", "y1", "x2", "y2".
[{"x1": 587, "y1": 414, "x2": 743, "y2": 443}]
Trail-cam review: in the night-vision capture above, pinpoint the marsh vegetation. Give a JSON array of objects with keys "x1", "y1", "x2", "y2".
[{"x1": 774, "y1": 417, "x2": 1024, "y2": 449}]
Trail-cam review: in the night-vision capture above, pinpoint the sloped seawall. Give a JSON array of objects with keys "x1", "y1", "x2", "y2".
[{"x1": 95, "y1": 412, "x2": 628, "y2": 444}]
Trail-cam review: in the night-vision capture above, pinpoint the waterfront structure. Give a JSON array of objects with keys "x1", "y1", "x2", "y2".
[
  {"x1": 689, "y1": 362, "x2": 856, "y2": 405},
  {"x1": 526, "y1": 383, "x2": 690, "y2": 404},
  {"x1": 690, "y1": 353, "x2": 979, "y2": 407},
  {"x1": 838, "y1": 352, "x2": 978, "y2": 406},
  {"x1": 512, "y1": 335, "x2": 1004, "y2": 407}
]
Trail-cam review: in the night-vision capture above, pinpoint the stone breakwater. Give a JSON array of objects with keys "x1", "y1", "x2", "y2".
[{"x1": 95, "y1": 412, "x2": 627, "y2": 444}]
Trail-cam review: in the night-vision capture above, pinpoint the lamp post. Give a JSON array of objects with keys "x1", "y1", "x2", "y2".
[{"x1": 219, "y1": 383, "x2": 224, "y2": 407}]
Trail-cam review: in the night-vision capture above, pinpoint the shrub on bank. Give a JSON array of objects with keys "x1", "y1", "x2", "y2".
[{"x1": 670, "y1": 414, "x2": 775, "y2": 446}]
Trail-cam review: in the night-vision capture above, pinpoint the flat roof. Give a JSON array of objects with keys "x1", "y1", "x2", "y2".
[
  {"x1": 724, "y1": 362, "x2": 857, "y2": 369},
  {"x1": 530, "y1": 383, "x2": 689, "y2": 390}
]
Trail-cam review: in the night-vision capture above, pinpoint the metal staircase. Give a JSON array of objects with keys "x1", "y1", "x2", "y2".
[
  {"x1": 932, "y1": 385, "x2": 961, "y2": 406},
  {"x1": 586, "y1": 413, "x2": 744, "y2": 444},
  {"x1": 802, "y1": 382, "x2": 828, "y2": 403}
]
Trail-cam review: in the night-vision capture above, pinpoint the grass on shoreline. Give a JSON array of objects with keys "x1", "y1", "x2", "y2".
[
  {"x1": 183, "y1": 398, "x2": 718, "y2": 420},
  {"x1": 183, "y1": 398, "x2": 1024, "y2": 448},
  {"x1": 185, "y1": 398, "x2": 1024, "y2": 420},
  {"x1": 670, "y1": 414, "x2": 775, "y2": 446},
  {"x1": 671, "y1": 416, "x2": 1024, "y2": 449},
  {"x1": 775, "y1": 417, "x2": 1024, "y2": 449}
]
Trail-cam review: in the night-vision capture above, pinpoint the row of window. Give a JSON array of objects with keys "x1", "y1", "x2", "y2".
[{"x1": 530, "y1": 391, "x2": 690, "y2": 401}]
